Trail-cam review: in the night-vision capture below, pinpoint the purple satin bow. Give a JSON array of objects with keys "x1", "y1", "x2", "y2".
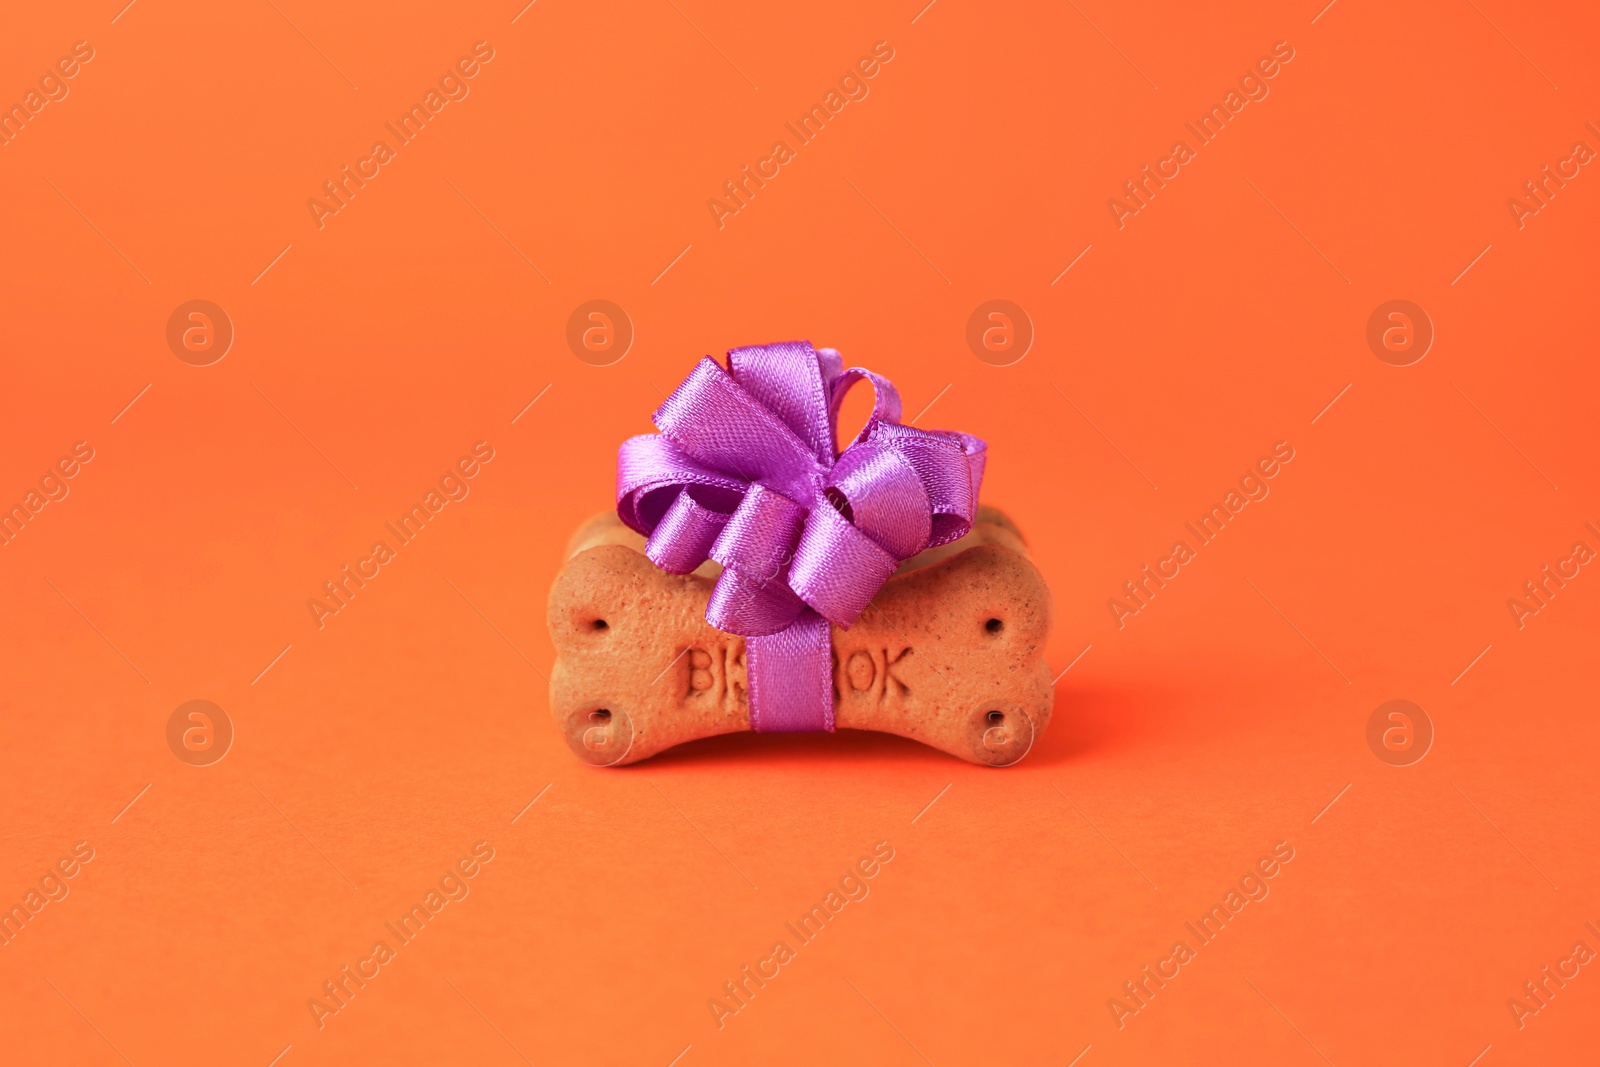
[{"x1": 616, "y1": 340, "x2": 986, "y2": 732}]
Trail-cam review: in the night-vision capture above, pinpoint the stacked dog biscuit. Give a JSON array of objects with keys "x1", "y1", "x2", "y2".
[{"x1": 547, "y1": 505, "x2": 1054, "y2": 766}]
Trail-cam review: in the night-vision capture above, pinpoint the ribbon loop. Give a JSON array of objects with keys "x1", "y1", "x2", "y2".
[
  {"x1": 829, "y1": 367, "x2": 903, "y2": 450},
  {"x1": 788, "y1": 504, "x2": 898, "y2": 628},
  {"x1": 706, "y1": 567, "x2": 805, "y2": 637},
  {"x1": 827, "y1": 441, "x2": 931, "y2": 561},
  {"x1": 710, "y1": 483, "x2": 806, "y2": 586},
  {"x1": 729, "y1": 341, "x2": 838, "y2": 461},
  {"x1": 646, "y1": 488, "x2": 731, "y2": 574},
  {"x1": 616, "y1": 341, "x2": 985, "y2": 732}
]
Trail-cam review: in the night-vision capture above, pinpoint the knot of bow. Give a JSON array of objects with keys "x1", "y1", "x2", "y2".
[{"x1": 616, "y1": 340, "x2": 986, "y2": 732}]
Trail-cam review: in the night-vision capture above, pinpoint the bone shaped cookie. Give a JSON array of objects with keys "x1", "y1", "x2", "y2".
[{"x1": 546, "y1": 505, "x2": 1054, "y2": 766}]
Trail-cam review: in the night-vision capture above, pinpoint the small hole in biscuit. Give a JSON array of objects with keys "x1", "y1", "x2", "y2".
[
  {"x1": 591, "y1": 619, "x2": 609, "y2": 632},
  {"x1": 590, "y1": 708, "x2": 612, "y2": 724},
  {"x1": 984, "y1": 618, "x2": 1003, "y2": 635},
  {"x1": 986, "y1": 710, "x2": 1005, "y2": 725}
]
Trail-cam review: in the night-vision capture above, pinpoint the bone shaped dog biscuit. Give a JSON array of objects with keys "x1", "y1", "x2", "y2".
[{"x1": 546, "y1": 506, "x2": 1054, "y2": 766}]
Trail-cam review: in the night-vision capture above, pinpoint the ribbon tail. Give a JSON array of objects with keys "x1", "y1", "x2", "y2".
[{"x1": 746, "y1": 609, "x2": 834, "y2": 733}]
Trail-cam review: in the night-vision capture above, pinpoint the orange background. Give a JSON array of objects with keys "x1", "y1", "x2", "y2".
[{"x1": 2, "y1": 1, "x2": 1598, "y2": 1064}]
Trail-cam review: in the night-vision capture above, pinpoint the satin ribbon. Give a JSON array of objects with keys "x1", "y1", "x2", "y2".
[{"x1": 616, "y1": 341, "x2": 986, "y2": 732}]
